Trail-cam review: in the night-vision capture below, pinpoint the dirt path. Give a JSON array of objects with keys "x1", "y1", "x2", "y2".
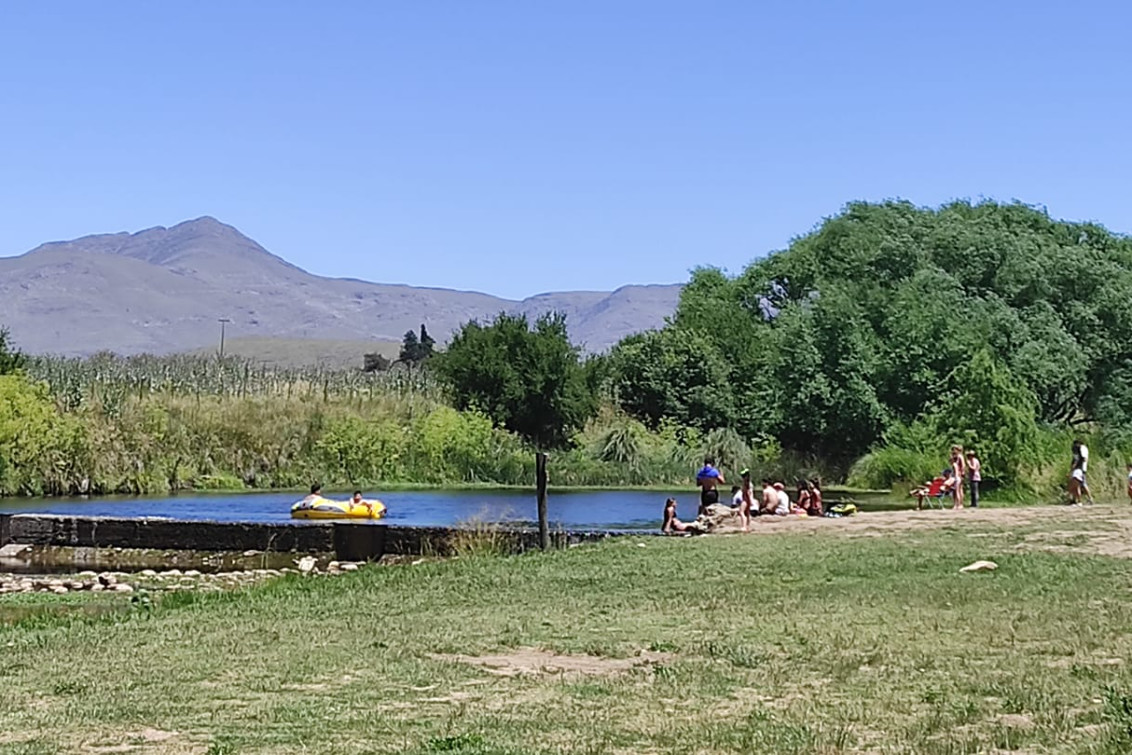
[{"x1": 722, "y1": 503, "x2": 1132, "y2": 558}]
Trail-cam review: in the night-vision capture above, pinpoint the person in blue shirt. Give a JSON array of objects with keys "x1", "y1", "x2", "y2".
[{"x1": 696, "y1": 456, "x2": 725, "y2": 516}]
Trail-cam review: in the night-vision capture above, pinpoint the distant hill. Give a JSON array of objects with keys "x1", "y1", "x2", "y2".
[{"x1": 0, "y1": 217, "x2": 681, "y2": 356}]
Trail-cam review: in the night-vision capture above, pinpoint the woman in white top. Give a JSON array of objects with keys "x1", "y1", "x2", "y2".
[{"x1": 773, "y1": 483, "x2": 790, "y2": 516}]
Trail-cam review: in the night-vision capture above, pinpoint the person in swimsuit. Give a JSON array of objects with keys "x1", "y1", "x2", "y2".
[
  {"x1": 351, "y1": 489, "x2": 375, "y2": 514},
  {"x1": 696, "y1": 456, "x2": 725, "y2": 516},
  {"x1": 296, "y1": 483, "x2": 323, "y2": 510},
  {"x1": 809, "y1": 480, "x2": 824, "y2": 516},
  {"x1": 950, "y1": 446, "x2": 966, "y2": 509},
  {"x1": 795, "y1": 481, "x2": 812, "y2": 515},
  {"x1": 662, "y1": 498, "x2": 689, "y2": 534},
  {"x1": 760, "y1": 479, "x2": 777, "y2": 515},
  {"x1": 737, "y1": 469, "x2": 753, "y2": 532}
]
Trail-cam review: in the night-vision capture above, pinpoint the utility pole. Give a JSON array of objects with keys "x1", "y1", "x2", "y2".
[{"x1": 218, "y1": 318, "x2": 231, "y2": 358}]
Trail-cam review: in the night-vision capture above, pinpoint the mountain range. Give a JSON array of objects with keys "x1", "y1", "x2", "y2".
[{"x1": 0, "y1": 217, "x2": 681, "y2": 357}]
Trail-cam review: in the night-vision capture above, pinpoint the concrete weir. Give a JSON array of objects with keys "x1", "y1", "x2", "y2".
[{"x1": 0, "y1": 514, "x2": 624, "y2": 572}]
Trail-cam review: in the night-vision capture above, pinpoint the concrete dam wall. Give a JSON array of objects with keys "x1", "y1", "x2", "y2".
[{"x1": 0, "y1": 514, "x2": 621, "y2": 564}]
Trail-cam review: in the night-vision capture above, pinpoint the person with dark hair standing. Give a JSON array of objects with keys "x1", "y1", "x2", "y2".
[
  {"x1": 696, "y1": 456, "x2": 725, "y2": 516},
  {"x1": 965, "y1": 450, "x2": 981, "y2": 508}
]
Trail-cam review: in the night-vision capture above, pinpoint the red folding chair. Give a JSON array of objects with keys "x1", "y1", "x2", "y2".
[{"x1": 910, "y1": 477, "x2": 952, "y2": 509}]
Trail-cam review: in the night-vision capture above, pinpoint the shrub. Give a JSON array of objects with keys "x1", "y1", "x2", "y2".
[{"x1": 0, "y1": 374, "x2": 87, "y2": 495}]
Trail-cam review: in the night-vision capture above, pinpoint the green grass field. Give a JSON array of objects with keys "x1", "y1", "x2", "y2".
[{"x1": 2, "y1": 506, "x2": 1132, "y2": 754}]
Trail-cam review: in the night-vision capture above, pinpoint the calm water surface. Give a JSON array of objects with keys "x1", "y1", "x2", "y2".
[{"x1": 0, "y1": 489, "x2": 904, "y2": 530}]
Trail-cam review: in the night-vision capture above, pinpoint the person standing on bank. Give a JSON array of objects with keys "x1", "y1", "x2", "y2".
[
  {"x1": 1072, "y1": 439, "x2": 1096, "y2": 504},
  {"x1": 965, "y1": 450, "x2": 981, "y2": 508},
  {"x1": 696, "y1": 456, "x2": 725, "y2": 517},
  {"x1": 950, "y1": 446, "x2": 966, "y2": 510},
  {"x1": 737, "y1": 468, "x2": 754, "y2": 532}
]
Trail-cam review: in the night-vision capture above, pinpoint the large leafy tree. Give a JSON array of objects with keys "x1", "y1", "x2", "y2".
[
  {"x1": 608, "y1": 200, "x2": 1132, "y2": 455},
  {"x1": 608, "y1": 328, "x2": 734, "y2": 432},
  {"x1": 432, "y1": 312, "x2": 597, "y2": 448},
  {"x1": 928, "y1": 349, "x2": 1040, "y2": 483}
]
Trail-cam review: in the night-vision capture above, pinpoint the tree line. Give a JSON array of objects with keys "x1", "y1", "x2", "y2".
[
  {"x1": 4, "y1": 199, "x2": 1130, "y2": 497},
  {"x1": 425, "y1": 200, "x2": 1132, "y2": 494}
]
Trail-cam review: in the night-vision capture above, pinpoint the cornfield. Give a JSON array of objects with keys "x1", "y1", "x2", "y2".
[{"x1": 27, "y1": 353, "x2": 438, "y2": 410}]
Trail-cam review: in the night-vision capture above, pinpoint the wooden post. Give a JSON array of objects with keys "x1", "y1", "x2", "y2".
[{"x1": 536, "y1": 452, "x2": 549, "y2": 550}]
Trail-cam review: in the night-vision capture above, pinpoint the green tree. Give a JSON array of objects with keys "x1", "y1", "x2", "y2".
[
  {"x1": 0, "y1": 328, "x2": 26, "y2": 375},
  {"x1": 0, "y1": 374, "x2": 87, "y2": 495},
  {"x1": 399, "y1": 324, "x2": 436, "y2": 365},
  {"x1": 608, "y1": 328, "x2": 734, "y2": 431},
  {"x1": 432, "y1": 312, "x2": 598, "y2": 448},
  {"x1": 929, "y1": 349, "x2": 1041, "y2": 484},
  {"x1": 399, "y1": 329, "x2": 420, "y2": 364},
  {"x1": 632, "y1": 199, "x2": 1132, "y2": 458},
  {"x1": 419, "y1": 323, "x2": 436, "y2": 359}
]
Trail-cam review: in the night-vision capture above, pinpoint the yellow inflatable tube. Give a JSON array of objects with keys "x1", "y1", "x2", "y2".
[{"x1": 290, "y1": 495, "x2": 387, "y2": 520}]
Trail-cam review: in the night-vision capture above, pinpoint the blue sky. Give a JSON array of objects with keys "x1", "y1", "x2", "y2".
[{"x1": 1, "y1": 1, "x2": 1129, "y2": 300}]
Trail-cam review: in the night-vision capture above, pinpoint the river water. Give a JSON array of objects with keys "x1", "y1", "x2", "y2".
[{"x1": 0, "y1": 488, "x2": 904, "y2": 531}]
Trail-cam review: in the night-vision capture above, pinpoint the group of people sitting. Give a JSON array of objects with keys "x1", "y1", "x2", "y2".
[
  {"x1": 731, "y1": 476, "x2": 824, "y2": 519},
  {"x1": 662, "y1": 457, "x2": 825, "y2": 534}
]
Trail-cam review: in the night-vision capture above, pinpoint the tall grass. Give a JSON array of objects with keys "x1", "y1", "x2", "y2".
[
  {"x1": 6, "y1": 355, "x2": 802, "y2": 496},
  {"x1": 849, "y1": 421, "x2": 1132, "y2": 503}
]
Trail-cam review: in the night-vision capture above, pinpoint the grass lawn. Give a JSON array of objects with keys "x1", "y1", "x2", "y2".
[{"x1": 2, "y1": 506, "x2": 1132, "y2": 754}]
